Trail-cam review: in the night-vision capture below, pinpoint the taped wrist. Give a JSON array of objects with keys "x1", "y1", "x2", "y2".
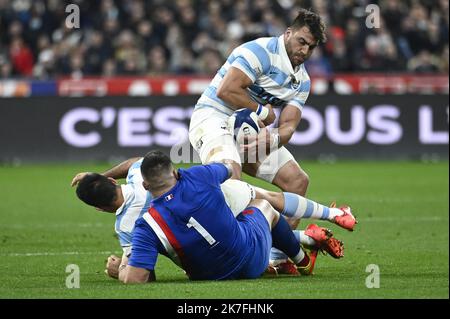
[{"x1": 256, "y1": 104, "x2": 269, "y2": 121}]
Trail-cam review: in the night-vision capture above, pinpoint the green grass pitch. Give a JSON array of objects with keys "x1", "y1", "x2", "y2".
[{"x1": 0, "y1": 161, "x2": 448, "y2": 299}]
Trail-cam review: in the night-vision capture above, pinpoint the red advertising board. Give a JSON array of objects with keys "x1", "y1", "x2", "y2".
[{"x1": 56, "y1": 75, "x2": 449, "y2": 96}]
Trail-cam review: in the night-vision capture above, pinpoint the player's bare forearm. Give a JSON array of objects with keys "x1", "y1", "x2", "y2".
[
  {"x1": 277, "y1": 105, "x2": 302, "y2": 145},
  {"x1": 120, "y1": 265, "x2": 155, "y2": 284},
  {"x1": 217, "y1": 67, "x2": 259, "y2": 111},
  {"x1": 241, "y1": 105, "x2": 300, "y2": 155},
  {"x1": 113, "y1": 252, "x2": 129, "y2": 281},
  {"x1": 102, "y1": 157, "x2": 142, "y2": 179},
  {"x1": 277, "y1": 124, "x2": 297, "y2": 145},
  {"x1": 117, "y1": 254, "x2": 129, "y2": 282}
]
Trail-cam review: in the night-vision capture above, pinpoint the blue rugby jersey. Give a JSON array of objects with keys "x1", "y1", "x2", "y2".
[{"x1": 128, "y1": 164, "x2": 256, "y2": 280}]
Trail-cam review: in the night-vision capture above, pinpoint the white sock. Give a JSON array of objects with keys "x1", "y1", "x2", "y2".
[
  {"x1": 293, "y1": 230, "x2": 316, "y2": 246},
  {"x1": 270, "y1": 231, "x2": 316, "y2": 264}
]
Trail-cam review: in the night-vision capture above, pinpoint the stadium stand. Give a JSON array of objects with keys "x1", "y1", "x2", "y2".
[{"x1": 0, "y1": 0, "x2": 448, "y2": 79}]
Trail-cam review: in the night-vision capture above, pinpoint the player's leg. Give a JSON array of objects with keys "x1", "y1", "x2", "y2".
[
  {"x1": 253, "y1": 188, "x2": 345, "y2": 258},
  {"x1": 243, "y1": 147, "x2": 308, "y2": 226},
  {"x1": 253, "y1": 187, "x2": 357, "y2": 231},
  {"x1": 262, "y1": 156, "x2": 352, "y2": 261},
  {"x1": 247, "y1": 199, "x2": 317, "y2": 275},
  {"x1": 189, "y1": 107, "x2": 242, "y2": 179},
  {"x1": 245, "y1": 147, "x2": 348, "y2": 267},
  {"x1": 243, "y1": 147, "x2": 305, "y2": 266},
  {"x1": 221, "y1": 181, "x2": 344, "y2": 260},
  {"x1": 263, "y1": 151, "x2": 308, "y2": 230}
]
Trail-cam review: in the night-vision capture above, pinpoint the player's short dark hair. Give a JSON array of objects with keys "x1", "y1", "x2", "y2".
[
  {"x1": 291, "y1": 8, "x2": 327, "y2": 44},
  {"x1": 141, "y1": 150, "x2": 173, "y2": 181},
  {"x1": 76, "y1": 173, "x2": 117, "y2": 208}
]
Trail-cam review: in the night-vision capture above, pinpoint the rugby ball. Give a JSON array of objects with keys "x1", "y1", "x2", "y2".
[{"x1": 228, "y1": 108, "x2": 260, "y2": 144}]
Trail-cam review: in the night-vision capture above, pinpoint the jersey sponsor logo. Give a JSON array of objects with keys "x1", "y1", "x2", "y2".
[{"x1": 165, "y1": 194, "x2": 174, "y2": 201}]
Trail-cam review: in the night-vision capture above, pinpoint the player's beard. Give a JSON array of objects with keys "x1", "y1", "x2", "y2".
[{"x1": 285, "y1": 41, "x2": 306, "y2": 68}]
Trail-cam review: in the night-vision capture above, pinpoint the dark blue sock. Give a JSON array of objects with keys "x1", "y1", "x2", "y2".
[{"x1": 271, "y1": 215, "x2": 301, "y2": 260}]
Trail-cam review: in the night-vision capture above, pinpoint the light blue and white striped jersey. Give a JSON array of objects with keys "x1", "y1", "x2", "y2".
[
  {"x1": 195, "y1": 35, "x2": 311, "y2": 116},
  {"x1": 114, "y1": 158, "x2": 152, "y2": 256}
]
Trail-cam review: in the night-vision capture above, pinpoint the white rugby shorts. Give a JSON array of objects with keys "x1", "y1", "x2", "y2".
[
  {"x1": 189, "y1": 107, "x2": 299, "y2": 183},
  {"x1": 220, "y1": 179, "x2": 256, "y2": 217},
  {"x1": 189, "y1": 107, "x2": 241, "y2": 165}
]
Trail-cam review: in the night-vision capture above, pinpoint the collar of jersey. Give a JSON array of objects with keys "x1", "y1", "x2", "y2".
[
  {"x1": 152, "y1": 171, "x2": 184, "y2": 203},
  {"x1": 115, "y1": 184, "x2": 134, "y2": 216},
  {"x1": 278, "y1": 35, "x2": 302, "y2": 76}
]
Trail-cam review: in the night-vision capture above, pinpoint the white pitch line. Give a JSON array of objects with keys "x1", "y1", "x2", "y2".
[
  {"x1": 0, "y1": 223, "x2": 110, "y2": 229},
  {"x1": 3, "y1": 251, "x2": 121, "y2": 257}
]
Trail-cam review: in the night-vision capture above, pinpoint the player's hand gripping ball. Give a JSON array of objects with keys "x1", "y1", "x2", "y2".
[{"x1": 228, "y1": 108, "x2": 261, "y2": 146}]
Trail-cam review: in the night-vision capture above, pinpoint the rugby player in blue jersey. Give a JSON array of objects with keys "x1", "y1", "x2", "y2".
[
  {"x1": 188, "y1": 8, "x2": 356, "y2": 273},
  {"x1": 72, "y1": 155, "x2": 348, "y2": 279},
  {"x1": 116, "y1": 150, "x2": 339, "y2": 283}
]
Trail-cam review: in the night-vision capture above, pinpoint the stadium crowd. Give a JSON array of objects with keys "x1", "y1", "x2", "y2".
[{"x1": 0, "y1": 0, "x2": 448, "y2": 79}]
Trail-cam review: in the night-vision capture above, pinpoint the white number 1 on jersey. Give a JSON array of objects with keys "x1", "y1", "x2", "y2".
[{"x1": 187, "y1": 217, "x2": 217, "y2": 245}]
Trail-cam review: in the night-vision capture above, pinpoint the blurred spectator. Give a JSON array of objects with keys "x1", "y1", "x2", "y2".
[
  {"x1": 330, "y1": 39, "x2": 351, "y2": 72},
  {"x1": 380, "y1": 0, "x2": 407, "y2": 37},
  {"x1": 0, "y1": 54, "x2": 13, "y2": 78},
  {"x1": 147, "y1": 45, "x2": 169, "y2": 75},
  {"x1": 136, "y1": 20, "x2": 160, "y2": 52},
  {"x1": 191, "y1": 31, "x2": 218, "y2": 56},
  {"x1": 261, "y1": 10, "x2": 285, "y2": 37},
  {"x1": 9, "y1": 37, "x2": 34, "y2": 76},
  {"x1": 32, "y1": 34, "x2": 56, "y2": 79},
  {"x1": 114, "y1": 29, "x2": 146, "y2": 75},
  {"x1": 178, "y1": 5, "x2": 199, "y2": 46},
  {"x1": 0, "y1": 0, "x2": 447, "y2": 78},
  {"x1": 172, "y1": 47, "x2": 196, "y2": 74},
  {"x1": 360, "y1": 18, "x2": 403, "y2": 71},
  {"x1": 196, "y1": 48, "x2": 223, "y2": 75},
  {"x1": 84, "y1": 30, "x2": 113, "y2": 75},
  {"x1": 102, "y1": 58, "x2": 117, "y2": 77},
  {"x1": 343, "y1": 18, "x2": 366, "y2": 71},
  {"x1": 305, "y1": 47, "x2": 332, "y2": 77},
  {"x1": 408, "y1": 50, "x2": 441, "y2": 73},
  {"x1": 68, "y1": 50, "x2": 85, "y2": 78}
]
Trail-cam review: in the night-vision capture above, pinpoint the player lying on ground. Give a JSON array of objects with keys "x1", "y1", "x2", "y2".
[
  {"x1": 116, "y1": 150, "x2": 324, "y2": 283},
  {"x1": 72, "y1": 158, "x2": 353, "y2": 278}
]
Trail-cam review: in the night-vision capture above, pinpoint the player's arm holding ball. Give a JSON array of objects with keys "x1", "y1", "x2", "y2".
[
  {"x1": 243, "y1": 104, "x2": 302, "y2": 158},
  {"x1": 217, "y1": 67, "x2": 276, "y2": 126},
  {"x1": 276, "y1": 104, "x2": 302, "y2": 146}
]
